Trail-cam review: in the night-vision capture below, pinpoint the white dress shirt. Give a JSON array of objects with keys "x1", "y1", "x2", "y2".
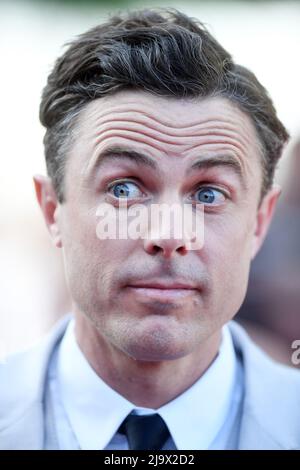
[{"x1": 47, "y1": 318, "x2": 243, "y2": 450}]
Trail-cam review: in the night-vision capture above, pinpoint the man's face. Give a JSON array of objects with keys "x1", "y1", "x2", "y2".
[{"x1": 48, "y1": 91, "x2": 276, "y2": 361}]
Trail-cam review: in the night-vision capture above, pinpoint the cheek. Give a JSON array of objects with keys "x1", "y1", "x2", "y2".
[
  {"x1": 204, "y1": 210, "x2": 254, "y2": 256},
  {"x1": 202, "y1": 213, "x2": 256, "y2": 313},
  {"x1": 59, "y1": 204, "x2": 104, "y2": 296},
  {"x1": 61, "y1": 204, "x2": 134, "y2": 299}
]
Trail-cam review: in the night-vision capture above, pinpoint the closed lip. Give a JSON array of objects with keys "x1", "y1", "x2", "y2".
[{"x1": 127, "y1": 281, "x2": 198, "y2": 290}]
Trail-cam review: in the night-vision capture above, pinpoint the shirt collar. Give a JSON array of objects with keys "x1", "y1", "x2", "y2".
[{"x1": 57, "y1": 319, "x2": 237, "y2": 450}]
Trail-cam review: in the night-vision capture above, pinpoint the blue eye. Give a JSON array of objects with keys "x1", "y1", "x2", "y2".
[
  {"x1": 111, "y1": 181, "x2": 142, "y2": 199},
  {"x1": 195, "y1": 187, "x2": 225, "y2": 205}
]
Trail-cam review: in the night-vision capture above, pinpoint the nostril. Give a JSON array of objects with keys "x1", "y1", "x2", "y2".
[{"x1": 177, "y1": 245, "x2": 188, "y2": 255}]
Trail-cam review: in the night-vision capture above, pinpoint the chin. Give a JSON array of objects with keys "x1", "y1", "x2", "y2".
[
  {"x1": 125, "y1": 344, "x2": 190, "y2": 362},
  {"x1": 121, "y1": 325, "x2": 193, "y2": 362}
]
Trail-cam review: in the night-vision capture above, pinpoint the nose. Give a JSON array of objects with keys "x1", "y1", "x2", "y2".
[
  {"x1": 143, "y1": 204, "x2": 190, "y2": 258},
  {"x1": 144, "y1": 235, "x2": 188, "y2": 258},
  {"x1": 141, "y1": 195, "x2": 204, "y2": 258}
]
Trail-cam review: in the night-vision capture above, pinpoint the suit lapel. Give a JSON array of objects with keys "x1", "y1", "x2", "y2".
[
  {"x1": 229, "y1": 321, "x2": 300, "y2": 450},
  {"x1": 0, "y1": 315, "x2": 71, "y2": 450},
  {"x1": 0, "y1": 403, "x2": 44, "y2": 450}
]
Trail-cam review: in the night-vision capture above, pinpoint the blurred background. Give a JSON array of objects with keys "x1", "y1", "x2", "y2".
[{"x1": 0, "y1": 0, "x2": 299, "y2": 366}]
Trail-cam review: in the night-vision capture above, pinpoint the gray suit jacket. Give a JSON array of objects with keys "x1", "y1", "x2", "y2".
[{"x1": 0, "y1": 316, "x2": 300, "y2": 450}]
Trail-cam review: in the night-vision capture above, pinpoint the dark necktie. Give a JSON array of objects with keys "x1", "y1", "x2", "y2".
[{"x1": 118, "y1": 412, "x2": 171, "y2": 450}]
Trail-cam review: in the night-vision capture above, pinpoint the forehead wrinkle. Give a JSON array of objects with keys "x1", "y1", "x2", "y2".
[
  {"x1": 81, "y1": 107, "x2": 255, "y2": 154},
  {"x1": 88, "y1": 129, "x2": 251, "y2": 174},
  {"x1": 85, "y1": 124, "x2": 254, "y2": 176},
  {"x1": 76, "y1": 95, "x2": 256, "y2": 140},
  {"x1": 87, "y1": 102, "x2": 252, "y2": 136},
  {"x1": 88, "y1": 118, "x2": 252, "y2": 155},
  {"x1": 89, "y1": 109, "x2": 247, "y2": 134},
  {"x1": 80, "y1": 101, "x2": 209, "y2": 130},
  {"x1": 89, "y1": 118, "x2": 253, "y2": 154},
  {"x1": 79, "y1": 96, "x2": 254, "y2": 138},
  {"x1": 92, "y1": 127, "x2": 190, "y2": 150},
  {"x1": 77, "y1": 97, "x2": 261, "y2": 181}
]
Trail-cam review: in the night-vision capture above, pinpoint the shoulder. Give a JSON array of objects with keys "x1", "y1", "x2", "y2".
[
  {"x1": 229, "y1": 320, "x2": 300, "y2": 449},
  {"x1": 0, "y1": 315, "x2": 71, "y2": 431},
  {"x1": 229, "y1": 320, "x2": 300, "y2": 386}
]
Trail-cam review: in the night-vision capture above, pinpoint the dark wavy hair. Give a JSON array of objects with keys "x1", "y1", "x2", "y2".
[{"x1": 40, "y1": 8, "x2": 289, "y2": 203}]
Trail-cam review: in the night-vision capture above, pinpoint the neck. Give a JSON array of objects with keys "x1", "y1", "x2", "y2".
[{"x1": 74, "y1": 312, "x2": 222, "y2": 409}]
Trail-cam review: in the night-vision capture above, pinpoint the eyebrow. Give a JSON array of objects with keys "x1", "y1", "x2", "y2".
[
  {"x1": 89, "y1": 146, "x2": 158, "y2": 172},
  {"x1": 187, "y1": 154, "x2": 245, "y2": 184},
  {"x1": 89, "y1": 145, "x2": 246, "y2": 186}
]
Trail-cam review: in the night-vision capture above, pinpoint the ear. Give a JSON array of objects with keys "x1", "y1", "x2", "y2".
[
  {"x1": 251, "y1": 184, "x2": 281, "y2": 259},
  {"x1": 33, "y1": 175, "x2": 62, "y2": 248}
]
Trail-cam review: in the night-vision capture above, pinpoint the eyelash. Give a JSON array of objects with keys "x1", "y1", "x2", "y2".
[
  {"x1": 106, "y1": 178, "x2": 145, "y2": 198},
  {"x1": 106, "y1": 179, "x2": 229, "y2": 205}
]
